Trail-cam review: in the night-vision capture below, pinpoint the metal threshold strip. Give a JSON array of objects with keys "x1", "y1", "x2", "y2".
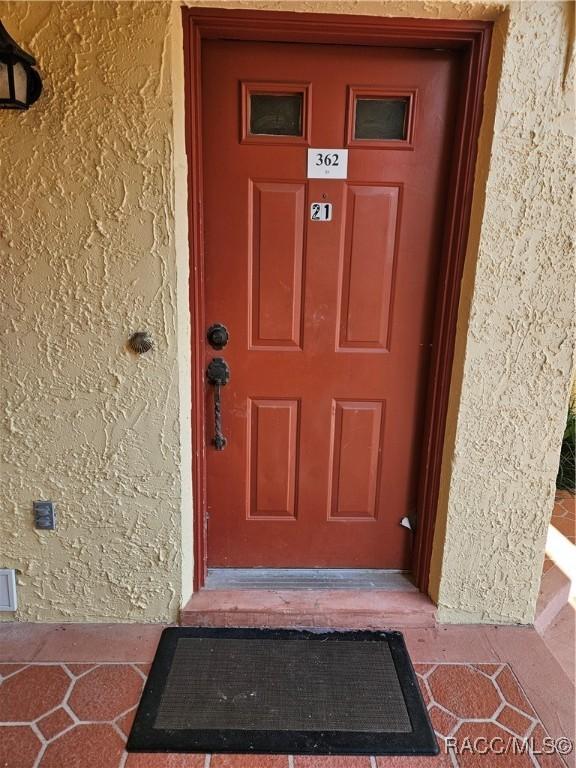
[{"x1": 204, "y1": 568, "x2": 417, "y2": 591}]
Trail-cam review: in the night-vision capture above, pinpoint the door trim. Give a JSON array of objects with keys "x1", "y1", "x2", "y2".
[{"x1": 183, "y1": 7, "x2": 493, "y2": 592}]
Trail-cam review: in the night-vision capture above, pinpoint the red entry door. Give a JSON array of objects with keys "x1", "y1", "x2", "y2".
[{"x1": 201, "y1": 40, "x2": 459, "y2": 568}]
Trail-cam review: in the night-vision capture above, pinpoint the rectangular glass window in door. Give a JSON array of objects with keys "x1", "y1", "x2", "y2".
[
  {"x1": 355, "y1": 98, "x2": 408, "y2": 140},
  {"x1": 241, "y1": 82, "x2": 311, "y2": 145},
  {"x1": 250, "y1": 93, "x2": 303, "y2": 136},
  {"x1": 347, "y1": 87, "x2": 416, "y2": 148}
]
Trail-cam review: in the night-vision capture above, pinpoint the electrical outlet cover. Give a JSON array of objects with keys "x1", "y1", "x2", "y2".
[{"x1": 0, "y1": 569, "x2": 17, "y2": 611}]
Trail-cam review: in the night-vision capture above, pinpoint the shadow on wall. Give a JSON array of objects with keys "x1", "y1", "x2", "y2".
[{"x1": 556, "y1": 397, "x2": 575, "y2": 493}]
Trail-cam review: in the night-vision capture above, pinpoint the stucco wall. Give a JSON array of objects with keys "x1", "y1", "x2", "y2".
[
  {"x1": 0, "y1": 1, "x2": 183, "y2": 622},
  {"x1": 0, "y1": 0, "x2": 573, "y2": 623},
  {"x1": 430, "y1": 0, "x2": 575, "y2": 623}
]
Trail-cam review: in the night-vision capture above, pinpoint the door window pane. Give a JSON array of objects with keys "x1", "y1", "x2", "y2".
[
  {"x1": 354, "y1": 98, "x2": 408, "y2": 141},
  {"x1": 250, "y1": 93, "x2": 303, "y2": 136}
]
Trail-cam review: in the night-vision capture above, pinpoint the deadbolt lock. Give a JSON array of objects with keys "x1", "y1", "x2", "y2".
[{"x1": 207, "y1": 323, "x2": 229, "y2": 350}]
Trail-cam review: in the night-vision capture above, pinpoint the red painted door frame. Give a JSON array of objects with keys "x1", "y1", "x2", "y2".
[{"x1": 183, "y1": 7, "x2": 493, "y2": 592}]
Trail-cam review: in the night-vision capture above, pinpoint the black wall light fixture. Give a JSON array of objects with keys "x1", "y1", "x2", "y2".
[{"x1": 0, "y1": 21, "x2": 42, "y2": 109}]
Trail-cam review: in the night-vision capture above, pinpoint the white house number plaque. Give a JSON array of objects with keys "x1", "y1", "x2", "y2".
[
  {"x1": 307, "y1": 148, "x2": 348, "y2": 179},
  {"x1": 310, "y1": 202, "x2": 333, "y2": 221}
]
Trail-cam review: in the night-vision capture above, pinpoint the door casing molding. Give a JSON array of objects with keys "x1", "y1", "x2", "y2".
[{"x1": 182, "y1": 7, "x2": 493, "y2": 592}]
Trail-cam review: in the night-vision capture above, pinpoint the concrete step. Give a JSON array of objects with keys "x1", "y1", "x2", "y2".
[{"x1": 180, "y1": 589, "x2": 437, "y2": 629}]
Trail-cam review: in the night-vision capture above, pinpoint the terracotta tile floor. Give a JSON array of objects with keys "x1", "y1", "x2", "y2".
[{"x1": 0, "y1": 659, "x2": 571, "y2": 768}]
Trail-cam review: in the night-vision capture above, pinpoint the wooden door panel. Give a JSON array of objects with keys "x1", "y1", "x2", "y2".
[
  {"x1": 247, "y1": 398, "x2": 299, "y2": 519},
  {"x1": 202, "y1": 39, "x2": 460, "y2": 568},
  {"x1": 328, "y1": 400, "x2": 385, "y2": 520},
  {"x1": 249, "y1": 182, "x2": 305, "y2": 349},
  {"x1": 338, "y1": 185, "x2": 399, "y2": 350}
]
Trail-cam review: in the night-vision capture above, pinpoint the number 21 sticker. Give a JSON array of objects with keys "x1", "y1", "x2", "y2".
[
  {"x1": 310, "y1": 203, "x2": 333, "y2": 221},
  {"x1": 307, "y1": 148, "x2": 348, "y2": 179}
]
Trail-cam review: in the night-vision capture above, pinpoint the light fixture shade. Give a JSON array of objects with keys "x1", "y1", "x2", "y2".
[{"x1": 0, "y1": 20, "x2": 42, "y2": 109}]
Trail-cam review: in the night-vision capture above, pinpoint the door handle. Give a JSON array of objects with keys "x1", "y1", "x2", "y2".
[{"x1": 206, "y1": 357, "x2": 230, "y2": 450}]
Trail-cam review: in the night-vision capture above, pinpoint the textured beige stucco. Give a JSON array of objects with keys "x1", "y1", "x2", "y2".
[
  {"x1": 0, "y1": 0, "x2": 573, "y2": 623},
  {"x1": 430, "y1": 0, "x2": 575, "y2": 623},
  {"x1": 0, "y1": 1, "x2": 183, "y2": 622}
]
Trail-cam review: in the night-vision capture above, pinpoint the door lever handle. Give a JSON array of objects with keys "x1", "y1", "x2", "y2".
[{"x1": 206, "y1": 357, "x2": 230, "y2": 450}]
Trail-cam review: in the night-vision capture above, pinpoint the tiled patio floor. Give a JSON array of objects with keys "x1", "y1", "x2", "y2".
[
  {"x1": 0, "y1": 660, "x2": 568, "y2": 768},
  {"x1": 0, "y1": 622, "x2": 574, "y2": 768}
]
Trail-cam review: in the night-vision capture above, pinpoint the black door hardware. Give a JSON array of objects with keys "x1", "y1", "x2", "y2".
[
  {"x1": 206, "y1": 357, "x2": 230, "y2": 450},
  {"x1": 207, "y1": 323, "x2": 229, "y2": 350}
]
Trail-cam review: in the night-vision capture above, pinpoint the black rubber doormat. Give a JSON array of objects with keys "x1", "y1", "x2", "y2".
[{"x1": 127, "y1": 627, "x2": 438, "y2": 756}]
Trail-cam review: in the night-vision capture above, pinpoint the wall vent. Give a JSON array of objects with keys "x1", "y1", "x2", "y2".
[{"x1": 0, "y1": 569, "x2": 18, "y2": 611}]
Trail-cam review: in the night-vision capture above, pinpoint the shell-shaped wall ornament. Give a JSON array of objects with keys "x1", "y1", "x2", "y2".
[{"x1": 128, "y1": 331, "x2": 153, "y2": 355}]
